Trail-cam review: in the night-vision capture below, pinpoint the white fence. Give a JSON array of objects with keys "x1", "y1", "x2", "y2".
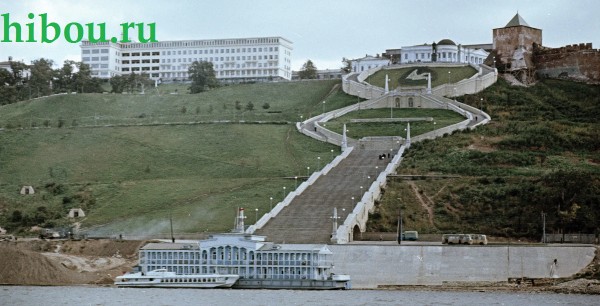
[
  {"x1": 245, "y1": 146, "x2": 355, "y2": 234},
  {"x1": 343, "y1": 63, "x2": 497, "y2": 100},
  {"x1": 333, "y1": 145, "x2": 407, "y2": 243},
  {"x1": 269, "y1": 64, "x2": 494, "y2": 242}
]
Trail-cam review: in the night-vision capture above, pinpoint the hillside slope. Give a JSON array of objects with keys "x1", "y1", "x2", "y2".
[
  {"x1": 0, "y1": 80, "x2": 354, "y2": 235},
  {"x1": 369, "y1": 78, "x2": 600, "y2": 239}
]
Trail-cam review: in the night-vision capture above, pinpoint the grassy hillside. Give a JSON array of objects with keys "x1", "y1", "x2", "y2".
[
  {"x1": 368, "y1": 78, "x2": 600, "y2": 239},
  {"x1": 0, "y1": 80, "x2": 354, "y2": 235},
  {"x1": 0, "y1": 80, "x2": 345, "y2": 128}
]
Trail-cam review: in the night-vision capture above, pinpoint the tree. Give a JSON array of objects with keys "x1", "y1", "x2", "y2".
[
  {"x1": 262, "y1": 102, "x2": 270, "y2": 110},
  {"x1": 188, "y1": 61, "x2": 219, "y2": 93},
  {"x1": 8, "y1": 61, "x2": 29, "y2": 86},
  {"x1": 54, "y1": 60, "x2": 75, "y2": 93},
  {"x1": 73, "y1": 62, "x2": 98, "y2": 93},
  {"x1": 29, "y1": 58, "x2": 54, "y2": 97},
  {"x1": 245, "y1": 101, "x2": 254, "y2": 111},
  {"x1": 109, "y1": 75, "x2": 128, "y2": 93},
  {"x1": 0, "y1": 69, "x2": 19, "y2": 105},
  {"x1": 298, "y1": 60, "x2": 317, "y2": 79},
  {"x1": 341, "y1": 57, "x2": 352, "y2": 73}
]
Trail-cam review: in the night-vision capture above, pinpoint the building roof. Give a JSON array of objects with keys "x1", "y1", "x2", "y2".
[
  {"x1": 142, "y1": 242, "x2": 199, "y2": 250},
  {"x1": 505, "y1": 13, "x2": 530, "y2": 27},
  {"x1": 437, "y1": 39, "x2": 456, "y2": 46}
]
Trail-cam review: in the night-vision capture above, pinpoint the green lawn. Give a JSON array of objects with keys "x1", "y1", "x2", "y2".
[
  {"x1": 0, "y1": 80, "x2": 346, "y2": 128},
  {"x1": 366, "y1": 66, "x2": 477, "y2": 89},
  {"x1": 0, "y1": 80, "x2": 356, "y2": 235}
]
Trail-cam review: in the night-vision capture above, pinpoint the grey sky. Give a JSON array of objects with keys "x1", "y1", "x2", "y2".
[{"x1": 1, "y1": 0, "x2": 598, "y2": 70}]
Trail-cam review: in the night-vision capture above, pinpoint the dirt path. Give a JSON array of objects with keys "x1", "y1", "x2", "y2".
[{"x1": 408, "y1": 182, "x2": 434, "y2": 226}]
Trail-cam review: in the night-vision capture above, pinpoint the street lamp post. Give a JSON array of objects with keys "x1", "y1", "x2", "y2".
[
  {"x1": 448, "y1": 71, "x2": 451, "y2": 84},
  {"x1": 397, "y1": 208, "x2": 403, "y2": 245},
  {"x1": 306, "y1": 166, "x2": 310, "y2": 177},
  {"x1": 390, "y1": 95, "x2": 393, "y2": 119},
  {"x1": 330, "y1": 149, "x2": 334, "y2": 160},
  {"x1": 282, "y1": 187, "x2": 287, "y2": 200},
  {"x1": 255, "y1": 208, "x2": 259, "y2": 224},
  {"x1": 294, "y1": 176, "x2": 298, "y2": 189},
  {"x1": 322, "y1": 101, "x2": 326, "y2": 114},
  {"x1": 317, "y1": 156, "x2": 321, "y2": 169},
  {"x1": 269, "y1": 196, "x2": 273, "y2": 210},
  {"x1": 432, "y1": 121, "x2": 436, "y2": 131}
]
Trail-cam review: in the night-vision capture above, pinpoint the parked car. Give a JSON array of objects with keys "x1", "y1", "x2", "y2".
[{"x1": 401, "y1": 231, "x2": 419, "y2": 241}]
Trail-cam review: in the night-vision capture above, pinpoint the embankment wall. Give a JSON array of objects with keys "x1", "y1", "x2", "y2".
[{"x1": 330, "y1": 244, "x2": 596, "y2": 288}]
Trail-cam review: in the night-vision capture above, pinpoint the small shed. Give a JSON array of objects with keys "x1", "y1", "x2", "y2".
[
  {"x1": 68, "y1": 208, "x2": 86, "y2": 218},
  {"x1": 20, "y1": 186, "x2": 35, "y2": 195}
]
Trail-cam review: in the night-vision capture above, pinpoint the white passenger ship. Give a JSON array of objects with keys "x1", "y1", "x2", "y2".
[
  {"x1": 118, "y1": 208, "x2": 351, "y2": 289},
  {"x1": 115, "y1": 269, "x2": 239, "y2": 288}
]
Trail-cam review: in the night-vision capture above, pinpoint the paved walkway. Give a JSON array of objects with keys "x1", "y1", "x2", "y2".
[{"x1": 255, "y1": 145, "x2": 399, "y2": 243}]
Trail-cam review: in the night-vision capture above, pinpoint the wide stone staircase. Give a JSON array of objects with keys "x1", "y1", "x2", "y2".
[{"x1": 255, "y1": 145, "x2": 397, "y2": 244}]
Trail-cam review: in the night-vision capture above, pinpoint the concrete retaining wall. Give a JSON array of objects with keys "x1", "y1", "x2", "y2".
[{"x1": 330, "y1": 245, "x2": 596, "y2": 288}]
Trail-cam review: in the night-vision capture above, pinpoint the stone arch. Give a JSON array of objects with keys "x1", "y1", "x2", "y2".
[
  {"x1": 408, "y1": 97, "x2": 414, "y2": 107},
  {"x1": 352, "y1": 224, "x2": 362, "y2": 241},
  {"x1": 395, "y1": 97, "x2": 400, "y2": 107}
]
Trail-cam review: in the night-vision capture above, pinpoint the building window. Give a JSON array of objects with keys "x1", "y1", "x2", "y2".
[{"x1": 82, "y1": 50, "x2": 90, "y2": 54}]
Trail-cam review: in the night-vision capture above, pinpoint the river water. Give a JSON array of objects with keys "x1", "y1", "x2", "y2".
[{"x1": 1, "y1": 286, "x2": 597, "y2": 306}]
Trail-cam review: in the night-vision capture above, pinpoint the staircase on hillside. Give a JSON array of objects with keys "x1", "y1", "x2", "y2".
[{"x1": 255, "y1": 145, "x2": 398, "y2": 244}]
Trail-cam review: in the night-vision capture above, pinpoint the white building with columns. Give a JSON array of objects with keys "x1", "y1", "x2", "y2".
[
  {"x1": 350, "y1": 55, "x2": 390, "y2": 73},
  {"x1": 399, "y1": 39, "x2": 489, "y2": 65},
  {"x1": 80, "y1": 36, "x2": 293, "y2": 83}
]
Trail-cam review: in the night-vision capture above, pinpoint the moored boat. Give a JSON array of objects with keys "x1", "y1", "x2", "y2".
[{"x1": 115, "y1": 269, "x2": 239, "y2": 288}]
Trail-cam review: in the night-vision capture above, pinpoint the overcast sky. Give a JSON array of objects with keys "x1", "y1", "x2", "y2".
[{"x1": 1, "y1": 0, "x2": 598, "y2": 70}]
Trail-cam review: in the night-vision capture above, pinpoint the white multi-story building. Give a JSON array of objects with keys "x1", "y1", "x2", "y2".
[{"x1": 80, "y1": 37, "x2": 293, "y2": 82}]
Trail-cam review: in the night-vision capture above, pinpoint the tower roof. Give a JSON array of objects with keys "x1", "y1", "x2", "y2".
[{"x1": 505, "y1": 13, "x2": 530, "y2": 27}]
